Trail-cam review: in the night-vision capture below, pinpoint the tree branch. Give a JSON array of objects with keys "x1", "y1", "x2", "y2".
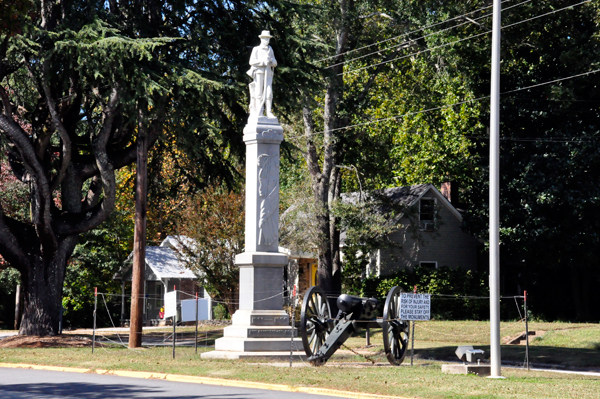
[
  {"x1": 0, "y1": 207, "x2": 31, "y2": 273},
  {"x1": 41, "y1": 60, "x2": 72, "y2": 192},
  {"x1": 302, "y1": 102, "x2": 323, "y2": 183},
  {"x1": 0, "y1": 85, "x2": 12, "y2": 116},
  {"x1": 0, "y1": 114, "x2": 57, "y2": 252}
]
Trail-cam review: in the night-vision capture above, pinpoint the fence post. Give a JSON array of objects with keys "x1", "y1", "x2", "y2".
[
  {"x1": 195, "y1": 291, "x2": 199, "y2": 355},
  {"x1": 173, "y1": 286, "x2": 176, "y2": 359},
  {"x1": 524, "y1": 290, "x2": 530, "y2": 370},
  {"x1": 93, "y1": 287, "x2": 97, "y2": 354},
  {"x1": 289, "y1": 284, "x2": 296, "y2": 367},
  {"x1": 411, "y1": 285, "x2": 416, "y2": 366}
]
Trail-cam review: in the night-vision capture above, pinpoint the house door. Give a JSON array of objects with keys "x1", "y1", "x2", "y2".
[{"x1": 309, "y1": 262, "x2": 318, "y2": 287}]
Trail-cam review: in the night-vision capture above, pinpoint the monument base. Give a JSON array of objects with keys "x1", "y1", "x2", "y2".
[
  {"x1": 201, "y1": 350, "x2": 306, "y2": 360},
  {"x1": 201, "y1": 310, "x2": 304, "y2": 360},
  {"x1": 441, "y1": 363, "x2": 491, "y2": 376}
]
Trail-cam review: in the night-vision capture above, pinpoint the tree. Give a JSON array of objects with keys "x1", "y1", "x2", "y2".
[
  {"x1": 298, "y1": 0, "x2": 408, "y2": 297},
  {"x1": 460, "y1": 0, "x2": 600, "y2": 320},
  {"x1": 0, "y1": 1, "x2": 215, "y2": 335},
  {"x1": 174, "y1": 185, "x2": 245, "y2": 317},
  {"x1": 292, "y1": 0, "x2": 483, "y2": 298}
]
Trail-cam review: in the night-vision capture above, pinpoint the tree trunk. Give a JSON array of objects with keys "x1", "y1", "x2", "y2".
[{"x1": 19, "y1": 236, "x2": 78, "y2": 336}]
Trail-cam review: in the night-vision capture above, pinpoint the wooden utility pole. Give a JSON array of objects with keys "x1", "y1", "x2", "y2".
[{"x1": 129, "y1": 104, "x2": 148, "y2": 348}]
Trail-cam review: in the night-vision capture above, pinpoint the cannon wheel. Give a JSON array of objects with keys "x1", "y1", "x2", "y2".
[
  {"x1": 382, "y1": 286, "x2": 410, "y2": 365},
  {"x1": 300, "y1": 286, "x2": 332, "y2": 357}
]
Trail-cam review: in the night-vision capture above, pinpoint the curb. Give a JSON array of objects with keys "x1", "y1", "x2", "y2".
[{"x1": 0, "y1": 363, "x2": 409, "y2": 399}]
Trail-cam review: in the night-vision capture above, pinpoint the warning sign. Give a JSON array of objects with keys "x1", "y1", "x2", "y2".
[
  {"x1": 399, "y1": 293, "x2": 431, "y2": 321},
  {"x1": 164, "y1": 291, "x2": 178, "y2": 319}
]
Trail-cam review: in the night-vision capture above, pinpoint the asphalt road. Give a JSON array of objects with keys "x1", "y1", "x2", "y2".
[{"x1": 0, "y1": 367, "x2": 348, "y2": 399}]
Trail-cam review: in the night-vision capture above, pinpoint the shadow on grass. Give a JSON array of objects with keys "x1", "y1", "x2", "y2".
[{"x1": 415, "y1": 345, "x2": 600, "y2": 369}]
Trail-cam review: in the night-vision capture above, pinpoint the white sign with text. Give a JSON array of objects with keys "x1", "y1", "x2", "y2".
[
  {"x1": 399, "y1": 293, "x2": 431, "y2": 321},
  {"x1": 164, "y1": 291, "x2": 178, "y2": 319}
]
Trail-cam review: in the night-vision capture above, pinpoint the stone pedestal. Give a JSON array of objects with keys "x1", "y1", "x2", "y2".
[
  {"x1": 201, "y1": 116, "x2": 304, "y2": 360},
  {"x1": 441, "y1": 363, "x2": 492, "y2": 377}
]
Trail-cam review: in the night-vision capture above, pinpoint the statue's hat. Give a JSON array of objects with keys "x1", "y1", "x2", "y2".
[{"x1": 259, "y1": 30, "x2": 272, "y2": 38}]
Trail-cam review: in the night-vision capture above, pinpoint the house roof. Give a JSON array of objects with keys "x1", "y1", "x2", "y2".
[
  {"x1": 342, "y1": 184, "x2": 462, "y2": 222},
  {"x1": 144, "y1": 247, "x2": 196, "y2": 280},
  {"x1": 115, "y1": 236, "x2": 197, "y2": 281}
]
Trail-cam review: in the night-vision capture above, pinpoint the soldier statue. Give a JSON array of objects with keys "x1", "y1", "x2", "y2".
[{"x1": 247, "y1": 30, "x2": 277, "y2": 118}]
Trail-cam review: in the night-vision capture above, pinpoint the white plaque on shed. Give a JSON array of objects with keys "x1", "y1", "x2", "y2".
[
  {"x1": 164, "y1": 291, "x2": 178, "y2": 319},
  {"x1": 399, "y1": 293, "x2": 431, "y2": 321}
]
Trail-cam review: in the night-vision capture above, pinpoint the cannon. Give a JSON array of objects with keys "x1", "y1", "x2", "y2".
[{"x1": 300, "y1": 285, "x2": 410, "y2": 366}]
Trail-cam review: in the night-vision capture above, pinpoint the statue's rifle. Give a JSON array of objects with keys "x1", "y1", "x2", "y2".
[{"x1": 258, "y1": 59, "x2": 271, "y2": 116}]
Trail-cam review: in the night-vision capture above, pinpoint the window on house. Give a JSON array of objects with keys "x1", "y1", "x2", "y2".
[
  {"x1": 420, "y1": 261, "x2": 438, "y2": 269},
  {"x1": 419, "y1": 198, "x2": 436, "y2": 231}
]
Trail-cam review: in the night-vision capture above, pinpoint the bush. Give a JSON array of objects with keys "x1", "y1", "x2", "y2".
[
  {"x1": 360, "y1": 265, "x2": 489, "y2": 320},
  {"x1": 213, "y1": 303, "x2": 230, "y2": 320}
]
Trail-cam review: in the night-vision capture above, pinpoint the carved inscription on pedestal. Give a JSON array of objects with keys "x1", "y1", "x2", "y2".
[
  {"x1": 250, "y1": 315, "x2": 289, "y2": 326},
  {"x1": 257, "y1": 147, "x2": 280, "y2": 246},
  {"x1": 248, "y1": 329, "x2": 292, "y2": 338}
]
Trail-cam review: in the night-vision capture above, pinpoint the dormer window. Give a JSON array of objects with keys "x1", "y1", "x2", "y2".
[{"x1": 419, "y1": 198, "x2": 436, "y2": 231}]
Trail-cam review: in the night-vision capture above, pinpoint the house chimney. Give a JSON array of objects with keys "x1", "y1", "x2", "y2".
[{"x1": 441, "y1": 182, "x2": 459, "y2": 204}]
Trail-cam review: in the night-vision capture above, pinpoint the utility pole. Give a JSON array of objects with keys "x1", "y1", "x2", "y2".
[
  {"x1": 489, "y1": 0, "x2": 502, "y2": 378},
  {"x1": 129, "y1": 103, "x2": 148, "y2": 348}
]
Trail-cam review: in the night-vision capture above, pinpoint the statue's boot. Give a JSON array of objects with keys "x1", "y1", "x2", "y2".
[{"x1": 266, "y1": 98, "x2": 275, "y2": 118}]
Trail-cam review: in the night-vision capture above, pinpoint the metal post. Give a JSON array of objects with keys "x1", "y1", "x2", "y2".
[
  {"x1": 411, "y1": 285, "x2": 416, "y2": 366},
  {"x1": 120, "y1": 281, "x2": 125, "y2": 327},
  {"x1": 195, "y1": 291, "x2": 199, "y2": 355},
  {"x1": 14, "y1": 284, "x2": 21, "y2": 331},
  {"x1": 366, "y1": 328, "x2": 371, "y2": 346},
  {"x1": 58, "y1": 306, "x2": 64, "y2": 335},
  {"x1": 93, "y1": 287, "x2": 97, "y2": 354},
  {"x1": 489, "y1": 0, "x2": 503, "y2": 378},
  {"x1": 524, "y1": 290, "x2": 530, "y2": 370},
  {"x1": 289, "y1": 284, "x2": 296, "y2": 367},
  {"x1": 173, "y1": 286, "x2": 176, "y2": 359}
]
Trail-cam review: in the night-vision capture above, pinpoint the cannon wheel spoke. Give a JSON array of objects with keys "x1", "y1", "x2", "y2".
[
  {"x1": 300, "y1": 286, "x2": 332, "y2": 357},
  {"x1": 382, "y1": 286, "x2": 409, "y2": 366}
]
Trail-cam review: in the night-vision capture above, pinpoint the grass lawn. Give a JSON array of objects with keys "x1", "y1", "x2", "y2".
[{"x1": 1, "y1": 320, "x2": 598, "y2": 399}]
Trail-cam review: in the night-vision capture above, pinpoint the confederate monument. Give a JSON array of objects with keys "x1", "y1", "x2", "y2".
[{"x1": 202, "y1": 31, "x2": 302, "y2": 359}]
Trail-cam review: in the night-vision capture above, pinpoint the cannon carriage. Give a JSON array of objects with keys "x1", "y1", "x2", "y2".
[{"x1": 300, "y1": 285, "x2": 410, "y2": 366}]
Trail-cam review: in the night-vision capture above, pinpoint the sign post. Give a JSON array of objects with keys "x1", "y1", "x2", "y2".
[
  {"x1": 164, "y1": 288, "x2": 178, "y2": 359},
  {"x1": 92, "y1": 287, "x2": 97, "y2": 354},
  {"x1": 399, "y1": 289, "x2": 431, "y2": 366},
  {"x1": 195, "y1": 291, "x2": 199, "y2": 355}
]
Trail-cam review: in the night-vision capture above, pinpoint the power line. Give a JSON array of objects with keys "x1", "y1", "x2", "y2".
[
  {"x1": 467, "y1": 135, "x2": 600, "y2": 143},
  {"x1": 340, "y1": 0, "x2": 592, "y2": 76},
  {"x1": 286, "y1": 67, "x2": 600, "y2": 140},
  {"x1": 339, "y1": 31, "x2": 490, "y2": 76},
  {"x1": 502, "y1": 0, "x2": 592, "y2": 29},
  {"x1": 316, "y1": 0, "x2": 519, "y2": 63},
  {"x1": 326, "y1": 0, "x2": 532, "y2": 70}
]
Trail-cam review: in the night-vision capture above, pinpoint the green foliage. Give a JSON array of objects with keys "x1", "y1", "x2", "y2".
[
  {"x1": 459, "y1": 0, "x2": 600, "y2": 321},
  {"x1": 361, "y1": 265, "x2": 488, "y2": 320},
  {"x1": 0, "y1": 161, "x2": 29, "y2": 222},
  {"x1": 0, "y1": 267, "x2": 20, "y2": 328},
  {"x1": 175, "y1": 184, "x2": 244, "y2": 317},
  {"x1": 335, "y1": 193, "x2": 406, "y2": 295},
  {"x1": 212, "y1": 303, "x2": 229, "y2": 320},
  {"x1": 62, "y1": 210, "x2": 133, "y2": 328},
  {"x1": 0, "y1": 0, "x2": 32, "y2": 36}
]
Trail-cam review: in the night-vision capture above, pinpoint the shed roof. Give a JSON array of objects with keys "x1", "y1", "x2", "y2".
[{"x1": 144, "y1": 247, "x2": 196, "y2": 280}]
